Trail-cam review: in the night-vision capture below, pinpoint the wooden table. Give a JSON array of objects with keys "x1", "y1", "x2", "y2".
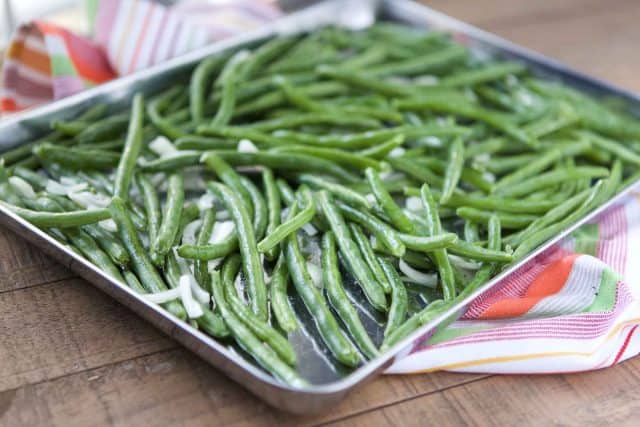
[{"x1": 2, "y1": 0, "x2": 640, "y2": 425}]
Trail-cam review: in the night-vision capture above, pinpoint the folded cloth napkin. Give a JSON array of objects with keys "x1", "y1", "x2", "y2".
[
  {"x1": 387, "y1": 187, "x2": 640, "y2": 374},
  {"x1": 0, "y1": 0, "x2": 281, "y2": 114}
]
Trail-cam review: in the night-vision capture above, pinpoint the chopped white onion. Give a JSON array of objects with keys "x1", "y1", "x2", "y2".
[
  {"x1": 8, "y1": 176, "x2": 36, "y2": 199},
  {"x1": 209, "y1": 221, "x2": 235, "y2": 244},
  {"x1": 306, "y1": 262, "x2": 323, "y2": 288},
  {"x1": 173, "y1": 248, "x2": 191, "y2": 275},
  {"x1": 99, "y1": 219, "x2": 118, "y2": 232},
  {"x1": 46, "y1": 179, "x2": 71, "y2": 195},
  {"x1": 389, "y1": 147, "x2": 406, "y2": 158},
  {"x1": 414, "y1": 75, "x2": 439, "y2": 86},
  {"x1": 198, "y1": 192, "x2": 216, "y2": 211},
  {"x1": 474, "y1": 153, "x2": 490, "y2": 163},
  {"x1": 399, "y1": 259, "x2": 437, "y2": 287},
  {"x1": 237, "y1": 139, "x2": 259, "y2": 153},
  {"x1": 149, "y1": 136, "x2": 177, "y2": 157},
  {"x1": 405, "y1": 196, "x2": 423, "y2": 212},
  {"x1": 68, "y1": 191, "x2": 111, "y2": 209},
  {"x1": 482, "y1": 171, "x2": 496, "y2": 183},
  {"x1": 143, "y1": 287, "x2": 181, "y2": 304},
  {"x1": 301, "y1": 223, "x2": 318, "y2": 236},
  {"x1": 365, "y1": 193, "x2": 377, "y2": 206},
  {"x1": 182, "y1": 219, "x2": 202, "y2": 245},
  {"x1": 187, "y1": 274, "x2": 211, "y2": 304},
  {"x1": 207, "y1": 258, "x2": 223, "y2": 271},
  {"x1": 448, "y1": 254, "x2": 482, "y2": 270},
  {"x1": 215, "y1": 210, "x2": 230, "y2": 220},
  {"x1": 179, "y1": 275, "x2": 204, "y2": 319}
]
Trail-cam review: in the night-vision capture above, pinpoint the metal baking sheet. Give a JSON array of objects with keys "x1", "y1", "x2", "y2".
[{"x1": 2, "y1": 0, "x2": 640, "y2": 414}]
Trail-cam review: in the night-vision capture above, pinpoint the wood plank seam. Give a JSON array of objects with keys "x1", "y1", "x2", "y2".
[{"x1": 316, "y1": 374, "x2": 495, "y2": 426}]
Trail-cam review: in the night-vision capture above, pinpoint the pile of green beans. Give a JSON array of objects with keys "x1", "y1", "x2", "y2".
[{"x1": 2, "y1": 23, "x2": 638, "y2": 387}]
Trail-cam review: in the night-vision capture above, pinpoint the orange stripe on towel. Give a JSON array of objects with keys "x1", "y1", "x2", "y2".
[{"x1": 479, "y1": 254, "x2": 580, "y2": 319}]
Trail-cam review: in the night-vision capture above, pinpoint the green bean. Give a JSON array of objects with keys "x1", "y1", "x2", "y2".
[
  {"x1": 337, "y1": 201, "x2": 406, "y2": 258},
  {"x1": 270, "y1": 254, "x2": 299, "y2": 333},
  {"x1": 495, "y1": 166, "x2": 609, "y2": 198},
  {"x1": 341, "y1": 44, "x2": 388, "y2": 70},
  {"x1": 367, "y1": 44, "x2": 467, "y2": 77},
  {"x1": 283, "y1": 208, "x2": 361, "y2": 366},
  {"x1": 245, "y1": 37, "x2": 298, "y2": 78},
  {"x1": 113, "y1": 94, "x2": 144, "y2": 200},
  {"x1": 456, "y1": 207, "x2": 537, "y2": 229},
  {"x1": 464, "y1": 220, "x2": 480, "y2": 244},
  {"x1": 12, "y1": 166, "x2": 47, "y2": 190},
  {"x1": 2, "y1": 201, "x2": 110, "y2": 228},
  {"x1": 148, "y1": 86, "x2": 187, "y2": 139},
  {"x1": 33, "y1": 143, "x2": 120, "y2": 170},
  {"x1": 235, "y1": 81, "x2": 349, "y2": 117},
  {"x1": 357, "y1": 135, "x2": 405, "y2": 159},
  {"x1": 151, "y1": 173, "x2": 184, "y2": 263},
  {"x1": 65, "y1": 228, "x2": 125, "y2": 282},
  {"x1": 239, "y1": 176, "x2": 268, "y2": 241},
  {"x1": 448, "y1": 240, "x2": 512, "y2": 263},
  {"x1": 192, "y1": 208, "x2": 215, "y2": 291},
  {"x1": 317, "y1": 65, "x2": 412, "y2": 97},
  {"x1": 210, "y1": 271, "x2": 306, "y2": 386},
  {"x1": 415, "y1": 157, "x2": 492, "y2": 193},
  {"x1": 579, "y1": 130, "x2": 640, "y2": 166},
  {"x1": 276, "y1": 179, "x2": 296, "y2": 206},
  {"x1": 139, "y1": 151, "x2": 201, "y2": 172},
  {"x1": 136, "y1": 174, "x2": 161, "y2": 246},
  {"x1": 513, "y1": 180, "x2": 603, "y2": 259},
  {"x1": 222, "y1": 260, "x2": 297, "y2": 365},
  {"x1": 178, "y1": 235, "x2": 238, "y2": 260},
  {"x1": 174, "y1": 135, "x2": 236, "y2": 151},
  {"x1": 262, "y1": 169, "x2": 281, "y2": 261},
  {"x1": 75, "y1": 113, "x2": 129, "y2": 144},
  {"x1": 190, "y1": 55, "x2": 226, "y2": 122},
  {"x1": 381, "y1": 299, "x2": 447, "y2": 350},
  {"x1": 398, "y1": 233, "x2": 458, "y2": 253},
  {"x1": 364, "y1": 167, "x2": 414, "y2": 233},
  {"x1": 317, "y1": 191, "x2": 387, "y2": 311},
  {"x1": 456, "y1": 215, "x2": 501, "y2": 300},
  {"x1": 440, "y1": 138, "x2": 464, "y2": 204},
  {"x1": 208, "y1": 182, "x2": 267, "y2": 321},
  {"x1": 108, "y1": 197, "x2": 186, "y2": 320},
  {"x1": 404, "y1": 186, "x2": 556, "y2": 214},
  {"x1": 201, "y1": 152, "x2": 253, "y2": 216},
  {"x1": 322, "y1": 231, "x2": 379, "y2": 359},
  {"x1": 492, "y1": 140, "x2": 590, "y2": 191},
  {"x1": 173, "y1": 203, "x2": 200, "y2": 246},
  {"x1": 51, "y1": 120, "x2": 87, "y2": 136},
  {"x1": 378, "y1": 257, "x2": 408, "y2": 338},
  {"x1": 388, "y1": 157, "x2": 444, "y2": 188},
  {"x1": 441, "y1": 62, "x2": 526, "y2": 87},
  {"x1": 211, "y1": 53, "x2": 245, "y2": 127},
  {"x1": 257, "y1": 186, "x2": 315, "y2": 253},
  {"x1": 419, "y1": 184, "x2": 456, "y2": 301},
  {"x1": 123, "y1": 270, "x2": 147, "y2": 294},
  {"x1": 269, "y1": 145, "x2": 382, "y2": 171},
  {"x1": 204, "y1": 151, "x2": 359, "y2": 184},
  {"x1": 349, "y1": 224, "x2": 391, "y2": 294},
  {"x1": 248, "y1": 112, "x2": 380, "y2": 132},
  {"x1": 396, "y1": 94, "x2": 535, "y2": 146},
  {"x1": 299, "y1": 174, "x2": 371, "y2": 211},
  {"x1": 479, "y1": 153, "x2": 538, "y2": 174},
  {"x1": 81, "y1": 224, "x2": 130, "y2": 267}
]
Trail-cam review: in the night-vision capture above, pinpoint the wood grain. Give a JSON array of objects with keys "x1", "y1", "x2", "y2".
[{"x1": 1, "y1": 0, "x2": 640, "y2": 426}]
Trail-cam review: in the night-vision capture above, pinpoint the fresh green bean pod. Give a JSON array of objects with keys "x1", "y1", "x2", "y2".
[
  {"x1": 322, "y1": 231, "x2": 379, "y2": 359},
  {"x1": 151, "y1": 173, "x2": 184, "y2": 263},
  {"x1": 283, "y1": 210, "x2": 361, "y2": 366},
  {"x1": 113, "y1": 94, "x2": 144, "y2": 199},
  {"x1": 349, "y1": 224, "x2": 391, "y2": 294},
  {"x1": 365, "y1": 167, "x2": 414, "y2": 233},
  {"x1": 210, "y1": 271, "x2": 307, "y2": 386},
  {"x1": 208, "y1": 182, "x2": 268, "y2": 321},
  {"x1": 317, "y1": 191, "x2": 388, "y2": 311},
  {"x1": 270, "y1": 254, "x2": 299, "y2": 333},
  {"x1": 262, "y1": 168, "x2": 281, "y2": 261},
  {"x1": 378, "y1": 257, "x2": 408, "y2": 338},
  {"x1": 108, "y1": 197, "x2": 186, "y2": 320}
]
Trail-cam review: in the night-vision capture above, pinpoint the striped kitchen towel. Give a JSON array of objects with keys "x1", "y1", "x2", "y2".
[
  {"x1": 387, "y1": 188, "x2": 640, "y2": 374},
  {"x1": 1, "y1": 0, "x2": 281, "y2": 114}
]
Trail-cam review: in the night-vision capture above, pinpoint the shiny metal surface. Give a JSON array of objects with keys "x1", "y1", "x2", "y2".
[{"x1": 1, "y1": 0, "x2": 640, "y2": 414}]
